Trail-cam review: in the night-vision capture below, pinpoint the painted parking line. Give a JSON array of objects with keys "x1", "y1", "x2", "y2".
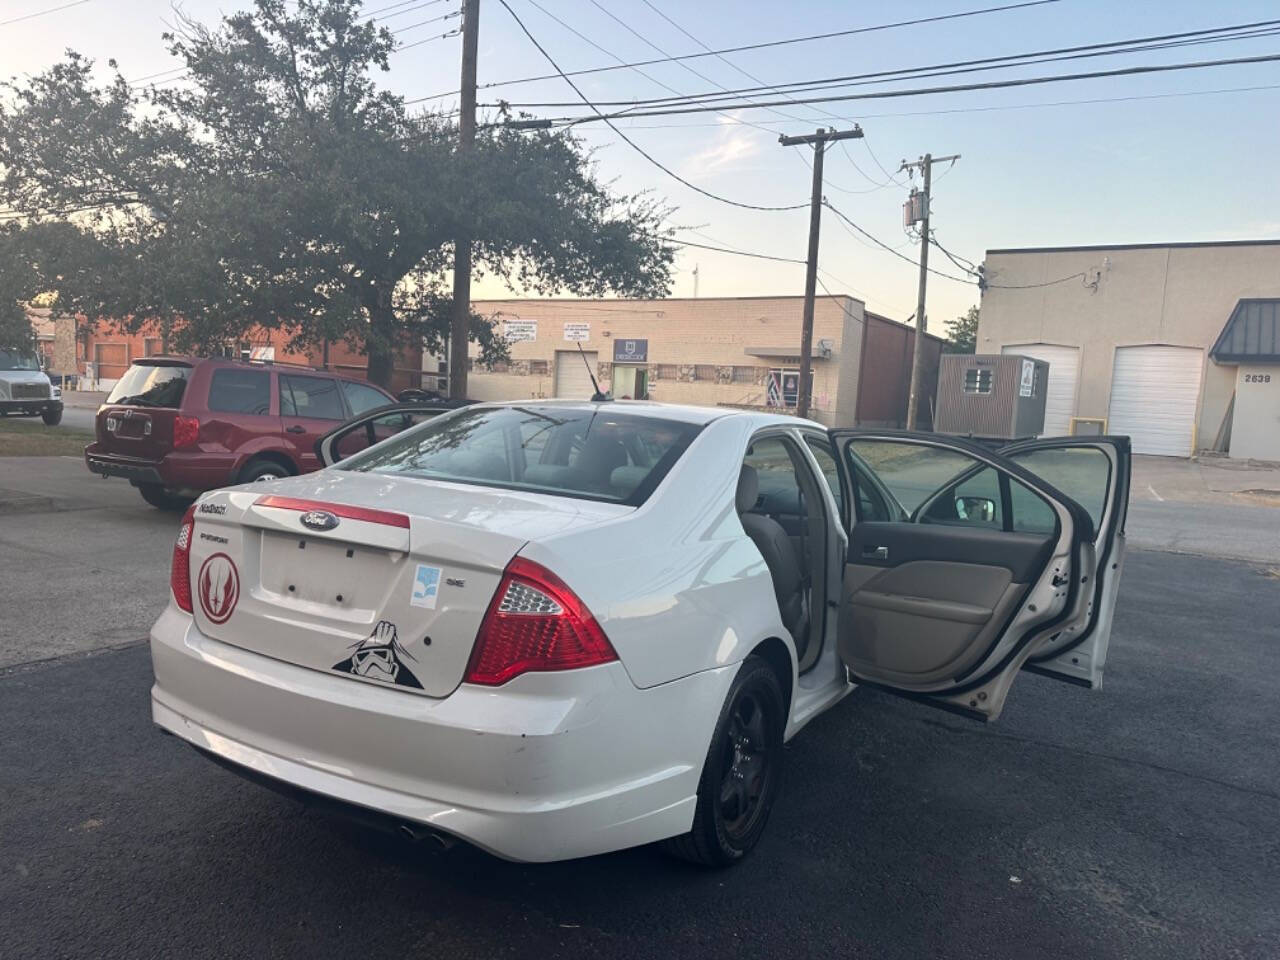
[{"x1": 1147, "y1": 484, "x2": 1165, "y2": 502}]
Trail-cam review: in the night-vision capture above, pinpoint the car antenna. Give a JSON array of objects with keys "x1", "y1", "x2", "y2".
[{"x1": 577, "y1": 341, "x2": 609, "y2": 402}]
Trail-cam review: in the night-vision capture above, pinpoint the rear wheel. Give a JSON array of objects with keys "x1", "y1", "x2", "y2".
[
  {"x1": 42, "y1": 407, "x2": 62, "y2": 426},
  {"x1": 239, "y1": 458, "x2": 291, "y2": 483},
  {"x1": 137, "y1": 483, "x2": 193, "y2": 512},
  {"x1": 662, "y1": 656, "x2": 785, "y2": 867}
]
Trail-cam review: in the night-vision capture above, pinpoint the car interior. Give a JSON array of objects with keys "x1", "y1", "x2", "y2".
[{"x1": 736, "y1": 436, "x2": 829, "y2": 670}]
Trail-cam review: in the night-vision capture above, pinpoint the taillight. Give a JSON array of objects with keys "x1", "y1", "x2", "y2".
[
  {"x1": 171, "y1": 504, "x2": 196, "y2": 612},
  {"x1": 173, "y1": 415, "x2": 200, "y2": 449},
  {"x1": 465, "y1": 557, "x2": 617, "y2": 686}
]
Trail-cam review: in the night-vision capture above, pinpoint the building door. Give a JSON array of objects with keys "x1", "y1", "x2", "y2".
[
  {"x1": 1108, "y1": 345, "x2": 1203, "y2": 457},
  {"x1": 612, "y1": 364, "x2": 648, "y2": 399},
  {"x1": 1002, "y1": 343, "x2": 1078, "y2": 435},
  {"x1": 93, "y1": 343, "x2": 129, "y2": 385},
  {"x1": 554, "y1": 350, "x2": 598, "y2": 399}
]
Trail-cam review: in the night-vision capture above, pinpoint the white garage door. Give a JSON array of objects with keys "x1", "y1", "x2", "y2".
[
  {"x1": 554, "y1": 350, "x2": 598, "y2": 399},
  {"x1": 1108, "y1": 345, "x2": 1203, "y2": 457},
  {"x1": 1002, "y1": 343, "x2": 1079, "y2": 436}
]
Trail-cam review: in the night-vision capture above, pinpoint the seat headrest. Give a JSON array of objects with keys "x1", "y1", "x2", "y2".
[{"x1": 736, "y1": 465, "x2": 759, "y2": 513}]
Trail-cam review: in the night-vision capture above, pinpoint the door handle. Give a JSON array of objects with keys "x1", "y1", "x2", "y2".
[
  {"x1": 286, "y1": 425, "x2": 306, "y2": 434},
  {"x1": 862, "y1": 545, "x2": 889, "y2": 560}
]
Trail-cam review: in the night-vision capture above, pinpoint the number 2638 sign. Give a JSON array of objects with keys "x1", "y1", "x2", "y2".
[{"x1": 1243, "y1": 374, "x2": 1272, "y2": 384}]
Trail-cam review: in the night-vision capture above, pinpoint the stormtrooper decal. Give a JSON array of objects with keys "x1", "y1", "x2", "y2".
[{"x1": 331, "y1": 620, "x2": 423, "y2": 689}]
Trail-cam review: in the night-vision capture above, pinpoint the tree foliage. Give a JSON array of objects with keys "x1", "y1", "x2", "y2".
[
  {"x1": 943, "y1": 305, "x2": 979, "y2": 354},
  {"x1": 0, "y1": 0, "x2": 673, "y2": 385}
]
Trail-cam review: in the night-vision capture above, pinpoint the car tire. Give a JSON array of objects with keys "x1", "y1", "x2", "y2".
[
  {"x1": 661, "y1": 655, "x2": 786, "y2": 867},
  {"x1": 42, "y1": 407, "x2": 62, "y2": 426},
  {"x1": 239, "y1": 458, "x2": 291, "y2": 484},
  {"x1": 137, "y1": 483, "x2": 194, "y2": 512}
]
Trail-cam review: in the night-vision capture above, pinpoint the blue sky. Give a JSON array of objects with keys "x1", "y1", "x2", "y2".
[{"x1": 4, "y1": 0, "x2": 1280, "y2": 336}]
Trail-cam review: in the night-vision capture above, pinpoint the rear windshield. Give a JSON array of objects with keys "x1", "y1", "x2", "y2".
[
  {"x1": 340, "y1": 405, "x2": 701, "y2": 505},
  {"x1": 105, "y1": 363, "x2": 191, "y2": 408}
]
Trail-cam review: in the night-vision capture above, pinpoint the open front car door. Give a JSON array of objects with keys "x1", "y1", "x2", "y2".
[{"x1": 826, "y1": 431, "x2": 1130, "y2": 722}]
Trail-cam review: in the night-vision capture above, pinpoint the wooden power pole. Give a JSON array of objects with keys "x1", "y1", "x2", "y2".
[
  {"x1": 448, "y1": 0, "x2": 480, "y2": 400},
  {"x1": 778, "y1": 126, "x2": 862, "y2": 420},
  {"x1": 900, "y1": 151, "x2": 959, "y2": 429}
]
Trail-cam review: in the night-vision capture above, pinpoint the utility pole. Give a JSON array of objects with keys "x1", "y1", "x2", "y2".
[
  {"x1": 448, "y1": 0, "x2": 480, "y2": 400},
  {"x1": 778, "y1": 126, "x2": 863, "y2": 420},
  {"x1": 900, "y1": 152, "x2": 959, "y2": 430}
]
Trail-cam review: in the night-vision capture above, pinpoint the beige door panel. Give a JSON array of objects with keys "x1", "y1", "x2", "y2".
[{"x1": 838, "y1": 560, "x2": 1026, "y2": 687}]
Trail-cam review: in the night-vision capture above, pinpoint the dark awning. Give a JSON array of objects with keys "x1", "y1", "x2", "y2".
[
  {"x1": 1211, "y1": 299, "x2": 1280, "y2": 363},
  {"x1": 744, "y1": 341, "x2": 832, "y2": 360}
]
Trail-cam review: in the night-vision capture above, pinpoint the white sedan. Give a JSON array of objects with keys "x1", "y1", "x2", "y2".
[{"x1": 151, "y1": 400, "x2": 1130, "y2": 865}]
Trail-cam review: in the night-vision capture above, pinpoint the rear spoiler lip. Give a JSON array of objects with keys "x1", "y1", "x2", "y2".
[{"x1": 253, "y1": 494, "x2": 411, "y2": 529}]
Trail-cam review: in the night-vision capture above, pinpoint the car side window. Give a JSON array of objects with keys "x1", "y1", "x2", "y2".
[
  {"x1": 845, "y1": 439, "x2": 1058, "y2": 535},
  {"x1": 207, "y1": 369, "x2": 270, "y2": 415},
  {"x1": 802, "y1": 435, "x2": 844, "y2": 520},
  {"x1": 1006, "y1": 446, "x2": 1111, "y2": 533},
  {"x1": 280, "y1": 374, "x2": 345, "y2": 420},
  {"x1": 341, "y1": 380, "x2": 390, "y2": 417}
]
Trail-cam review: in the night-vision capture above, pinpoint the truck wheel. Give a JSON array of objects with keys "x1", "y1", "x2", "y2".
[
  {"x1": 42, "y1": 407, "x2": 62, "y2": 426},
  {"x1": 137, "y1": 483, "x2": 193, "y2": 511}
]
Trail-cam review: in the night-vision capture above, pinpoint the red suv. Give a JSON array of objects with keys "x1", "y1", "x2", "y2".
[{"x1": 85, "y1": 357, "x2": 395, "y2": 509}]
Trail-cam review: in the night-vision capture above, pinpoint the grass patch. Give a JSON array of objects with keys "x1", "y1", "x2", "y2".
[{"x1": 0, "y1": 418, "x2": 94, "y2": 457}]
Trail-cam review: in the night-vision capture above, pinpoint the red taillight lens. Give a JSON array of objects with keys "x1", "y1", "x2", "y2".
[
  {"x1": 171, "y1": 504, "x2": 196, "y2": 612},
  {"x1": 172, "y1": 415, "x2": 200, "y2": 449},
  {"x1": 465, "y1": 557, "x2": 617, "y2": 686}
]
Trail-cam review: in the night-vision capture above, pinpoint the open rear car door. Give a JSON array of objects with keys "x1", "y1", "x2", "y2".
[
  {"x1": 316, "y1": 402, "x2": 455, "y2": 466},
  {"x1": 826, "y1": 431, "x2": 1130, "y2": 721}
]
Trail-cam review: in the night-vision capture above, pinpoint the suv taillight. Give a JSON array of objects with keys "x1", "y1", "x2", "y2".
[
  {"x1": 173, "y1": 415, "x2": 200, "y2": 449},
  {"x1": 171, "y1": 504, "x2": 196, "y2": 612},
  {"x1": 465, "y1": 557, "x2": 617, "y2": 686}
]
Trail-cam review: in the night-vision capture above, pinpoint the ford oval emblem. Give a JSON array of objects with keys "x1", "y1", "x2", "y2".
[{"x1": 300, "y1": 510, "x2": 340, "y2": 531}]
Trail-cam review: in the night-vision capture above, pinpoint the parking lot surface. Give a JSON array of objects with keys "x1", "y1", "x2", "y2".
[{"x1": 1, "y1": 457, "x2": 1279, "y2": 960}]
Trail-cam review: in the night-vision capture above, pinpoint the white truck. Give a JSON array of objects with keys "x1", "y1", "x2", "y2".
[{"x1": 0, "y1": 349, "x2": 63, "y2": 425}]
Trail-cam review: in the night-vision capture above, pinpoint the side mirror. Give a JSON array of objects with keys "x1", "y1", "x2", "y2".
[{"x1": 956, "y1": 495, "x2": 996, "y2": 523}]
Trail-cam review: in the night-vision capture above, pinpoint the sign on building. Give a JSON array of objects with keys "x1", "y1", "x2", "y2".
[
  {"x1": 612, "y1": 338, "x2": 648, "y2": 363},
  {"x1": 1019, "y1": 358, "x2": 1035, "y2": 397},
  {"x1": 563, "y1": 322, "x2": 590, "y2": 342},
  {"x1": 504, "y1": 319, "x2": 537, "y2": 343}
]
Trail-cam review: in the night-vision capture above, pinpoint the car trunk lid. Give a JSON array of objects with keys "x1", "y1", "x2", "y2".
[{"x1": 186, "y1": 471, "x2": 630, "y2": 698}]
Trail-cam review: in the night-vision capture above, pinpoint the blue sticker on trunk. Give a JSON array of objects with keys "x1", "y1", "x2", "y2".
[{"x1": 411, "y1": 564, "x2": 441, "y2": 609}]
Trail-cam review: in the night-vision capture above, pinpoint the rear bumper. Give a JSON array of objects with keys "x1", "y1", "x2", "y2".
[
  {"x1": 85, "y1": 444, "x2": 236, "y2": 491},
  {"x1": 149, "y1": 605, "x2": 733, "y2": 862}
]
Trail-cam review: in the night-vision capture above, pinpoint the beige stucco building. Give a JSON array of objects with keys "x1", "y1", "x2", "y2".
[
  {"x1": 453, "y1": 295, "x2": 942, "y2": 428},
  {"x1": 977, "y1": 240, "x2": 1280, "y2": 460}
]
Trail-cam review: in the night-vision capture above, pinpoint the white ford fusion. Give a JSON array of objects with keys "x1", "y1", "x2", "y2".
[{"x1": 151, "y1": 400, "x2": 1130, "y2": 865}]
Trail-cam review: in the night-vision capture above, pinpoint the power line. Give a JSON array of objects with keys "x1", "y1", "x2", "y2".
[
  {"x1": 494, "y1": 0, "x2": 807, "y2": 212},
  {"x1": 823, "y1": 199, "x2": 975, "y2": 285},
  {"x1": 523, "y1": 51, "x2": 1280, "y2": 125},
  {"x1": 501, "y1": 19, "x2": 1280, "y2": 110},
  {"x1": 410, "y1": 0, "x2": 1063, "y2": 102},
  {"x1": 0, "y1": 0, "x2": 90, "y2": 29}
]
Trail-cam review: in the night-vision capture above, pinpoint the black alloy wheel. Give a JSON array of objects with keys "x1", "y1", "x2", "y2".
[{"x1": 662, "y1": 655, "x2": 785, "y2": 866}]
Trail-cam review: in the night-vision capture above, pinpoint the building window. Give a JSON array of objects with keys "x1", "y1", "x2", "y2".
[
  {"x1": 487, "y1": 360, "x2": 509, "y2": 373},
  {"x1": 963, "y1": 368, "x2": 994, "y2": 394},
  {"x1": 731, "y1": 365, "x2": 760, "y2": 384},
  {"x1": 655, "y1": 364, "x2": 678, "y2": 380},
  {"x1": 529, "y1": 359, "x2": 549, "y2": 376},
  {"x1": 694, "y1": 364, "x2": 718, "y2": 382}
]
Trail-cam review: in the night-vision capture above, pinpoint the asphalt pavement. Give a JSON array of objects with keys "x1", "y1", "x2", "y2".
[{"x1": 1, "y1": 457, "x2": 1279, "y2": 959}]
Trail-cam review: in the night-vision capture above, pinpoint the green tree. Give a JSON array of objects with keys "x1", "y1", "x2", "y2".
[
  {"x1": 0, "y1": 0, "x2": 672, "y2": 387},
  {"x1": 944, "y1": 305, "x2": 980, "y2": 354}
]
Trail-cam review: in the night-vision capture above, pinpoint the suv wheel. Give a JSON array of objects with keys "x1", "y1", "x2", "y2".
[
  {"x1": 137, "y1": 483, "x2": 193, "y2": 512},
  {"x1": 661, "y1": 656, "x2": 785, "y2": 867},
  {"x1": 42, "y1": 407, "x2": 62, "y2": 426},
  {"x1": 240, "y1": 458, "x2": 291, "y2": 483}
]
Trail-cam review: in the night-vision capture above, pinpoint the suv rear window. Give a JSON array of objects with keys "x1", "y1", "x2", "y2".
[
  {"x1": 105, "y1": 363, "x2": 190, "y2": 408},
  {"x1": 340, "y1": 405, "x2": 701, "y2": 505},
  {"x1": 208, "y1": 368, "x2": 271, "y2": 415}
]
